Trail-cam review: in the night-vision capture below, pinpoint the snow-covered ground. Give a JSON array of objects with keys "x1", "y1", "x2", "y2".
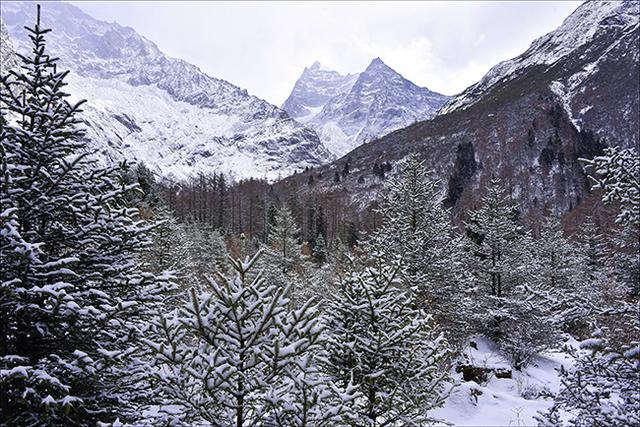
[{"x1": 434, "y1": 336, "x2": 577, "y2": 426}]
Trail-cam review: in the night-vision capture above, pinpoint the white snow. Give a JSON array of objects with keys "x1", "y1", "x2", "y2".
[{"x1": 433, "y1": 336, "x2": 577, "y2": 426}]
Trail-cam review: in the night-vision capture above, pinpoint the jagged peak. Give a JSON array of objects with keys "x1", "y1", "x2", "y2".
[
  {"x1": 364, "y1": 57, "x2": 391, "y2": 72},
  {"x1": 304, "y1": 60, "x2": 341, "y2": 74}
]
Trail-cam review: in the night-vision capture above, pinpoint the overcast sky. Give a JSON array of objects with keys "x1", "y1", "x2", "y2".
[{"x1": 71, "y1": 1, "x2": 583, "y2": 106}]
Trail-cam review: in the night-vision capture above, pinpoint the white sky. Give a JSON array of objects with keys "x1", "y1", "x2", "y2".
[{"x1": 71, "y1": 1, "x2": 583, "y2": 106}]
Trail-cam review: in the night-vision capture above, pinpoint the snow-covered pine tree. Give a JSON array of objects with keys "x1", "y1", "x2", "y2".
[
  {"x1": 140, "y1": 204, "x2": 194, "y2": 283},
  {"x1": 365, "y1": 153, "x2": 469, "y2": 344},
  {"x1": 322, "y1": 252, "x2": 452, "y2": 425},
  {"x1": 582, "y1": 146, "x2": 639, "y2": 297},
  {"x1": 581, "y1": 146, "x2": 640, "y2": 227},
  {"x1": 464, "y1": 178, "x2": 552, "y2": 368},
  {"x1": 120, "y1": 161, "x2": 160, "y2": 213},
  {"x1": 142, "y1": 250, "x2": 356, "y2": 425},
  {"x1": 539, "y1": 147, "x2": 640, "y2": 425},
  {"x1": 574, "y1": 216, "x2": 606, "y2": 280},
  {"x1": 537, "y1": 305, "x2": 640, "y2": 426},
  {"x1": 0, "y1": 6, "x2": 174, "y2": 424},
  {"x1": 312, "y1": 232, "x2": 327, "y2": 264},
  {"x1": 528, "y1": 216, "x2": 591, "y2": 334},
  {"x1": 269, "y1": 204, "x2": 300, "y2": 263},
  {"x1": 184, "y1": 222, "x2": 229, "y2": 279}
]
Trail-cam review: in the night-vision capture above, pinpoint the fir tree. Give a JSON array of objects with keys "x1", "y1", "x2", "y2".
[
  {"x1": 141, "y1": 205, "x2": 194, "y2": 283},
  {"x1": 464, "y1": 178, "x2": 552, "y2": 368},
  {"x1": 143, "y1": 250, "x2": 356, "y2": 425},
  {"x1": 540, "y1": 147, "x2": 640, "y2": 425},
  {"x1": 322, "y1": 253, "x2": 452, "y2": 425},
  {"x1": 581, "y1": 146, "x2": 640, "y2": 226},
  {"x1": 528, "y1": 216, "x2": 591, "y2": 333},
  {"x1": 312, "y1": 233, "x2": 327, "y2": 264},
  {"x1": 366, "y1": 154, "x2": 469, "y2": 344},
  {"x1": 537, "y1": 305, "x2": 640, "y2": 426},
  {"x1": 0, "y1": 6, "x2": 174, "y2": 423},
  {"x1": 269, "y1": 205, "x2": 300, "y2": 262},
  {"x1": 184, "y1": 222, "x2": 229, "y2": 279}
]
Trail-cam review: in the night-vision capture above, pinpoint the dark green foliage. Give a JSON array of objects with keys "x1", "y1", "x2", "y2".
[{"x1": 0, "y1": 7, "x2": 173, "y2": 424}]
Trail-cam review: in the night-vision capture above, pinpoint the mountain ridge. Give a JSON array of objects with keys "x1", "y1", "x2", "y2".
[
  {"x1": 283, "y1": 57, "x2": 449, "y2": 157},
  {"x1": 0, "y1": 1, "x2": 331, "y2": 181},
  {"x1": 280, "y1": 0, "x2": 639, "y2": 219}
]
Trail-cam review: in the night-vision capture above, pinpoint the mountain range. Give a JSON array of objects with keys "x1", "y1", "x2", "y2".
[
  {"x1": 283, "y1": 58, "x2": 449, "y2": 157},
  {"x1": 283, "y1": 0, "x2": 639, "y2": 218},
  {"x1": 1, "y1": 0, "x2": 638, "y2": 220},
  {"x1": 0, "y1": 1, "x2": 331, "y2": 181}
]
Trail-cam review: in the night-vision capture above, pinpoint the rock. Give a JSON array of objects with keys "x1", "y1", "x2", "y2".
[
  {"x1": 457, "y1": 365, "x2": 513, "y2": 383},
  {"x1": 458, "y1": 365, "x2": 492, "y2": 383},
  {"x1": 495, "y1": 368, "x2": 512, "y2": 379}
]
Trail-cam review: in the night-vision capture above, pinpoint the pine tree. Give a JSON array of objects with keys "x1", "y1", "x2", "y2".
[
  {"x1": 184, "y1": 222, "x2": 229, "y2": 279},
  {"x1": 322, "y1": 252, "x2": 452, "y2": 425},
  {"x1": 581, "y1": 146, "x2": 640, "y2": 226},
  {"x1": 366, "y1": 154, "x2": 469, "y2": 344},
  {"x1": 539, "y1": 147, "x2": 640, "y2": 425},
  {"x1": 269, "y1": 205, "x2": 300, "y2": 262},
  {"x1": 528, "y1": 216, "x2": 591, "y2": 333},
  {"x1": 464, "y1": 178, "x2": 552, "y2": 368},
  {"x1": 142, "y1": 250, "x2": 356, "y2": 425},
  {"x1": 141, "y1": 205, "x2": 194, "y2": 284},
  {"x1": 537, "y1": 305, "x2": 640, "y2": 426},
  {"x1": 0, "y1": 6, "x2": 174, "y2": 423},
  {"x1": 312, "y1": 233, "x2": 327, "y2": 264},
  {"x1": 575, "y1": 216, "x2": 606, "y2": 279},
  {"x1": 581, "y1": 147, "x2": 639, "y2": 297}
]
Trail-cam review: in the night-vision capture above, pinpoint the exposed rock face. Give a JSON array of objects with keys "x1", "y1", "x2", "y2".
[
  {"x1": 285, "y1": 0, "x2": 639, "y2": 219},
  {"x1": 0, "y1": 2, "x2": 331, "y2": 180},
  {"x1": 282, "y1": 61, "x2": 359, "y2": 122},
  {"x1": 283, "y1": 58, "x2": 449, "y2": 157}
]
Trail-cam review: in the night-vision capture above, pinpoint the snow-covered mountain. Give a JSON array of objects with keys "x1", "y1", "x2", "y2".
[
  {"x1": 286, "y1": 0, "x2": 638, "y2": 219},
  {"x1": 440, "y1": 0, "x2": 639, "y2": 124},
  {"x1": 282, "y1": 61, "x2": 359, "y2": 122},
  {"x1": 0, "y1": 2, "x2": 331, "y2": 180},
  {"x1": 283, "y1": 58, "x2": 449, "y2": 157}
]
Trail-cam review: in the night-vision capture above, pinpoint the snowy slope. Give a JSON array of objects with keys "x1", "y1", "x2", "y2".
[
  {"x1": 283, "y1": 58, "x2": 449, "y2": 157},
  {"x1": 434, "y1": 337, "x2": 577, "y2": 426},
  {"x1": 440, "y1": 0, "x2": 639, "y2": 117},
  {"x1": 0, "y1": 2, "x2": 330, "y2": 180}
]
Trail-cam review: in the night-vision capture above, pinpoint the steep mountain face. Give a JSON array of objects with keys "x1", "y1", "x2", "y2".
[
  {"x1": 439, "y1": 0, "x2": 639, "y2": 149},
  {"x1": 0, "y1": 2, "x2": 330, "y2": 180},
  {"x1": 282, "y1": 62, "x2": 359, "y2": 122},
  {"x1": 284, "y1": 0, "x2": 639, "y2": 219},
  {"x1": 283, "y1": 58, "x2": 449, "y2": 157}
]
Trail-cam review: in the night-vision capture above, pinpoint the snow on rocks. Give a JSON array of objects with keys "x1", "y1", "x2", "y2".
[{"x1": 433, "y1": 336, "x2": 578, "y2": 426}]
